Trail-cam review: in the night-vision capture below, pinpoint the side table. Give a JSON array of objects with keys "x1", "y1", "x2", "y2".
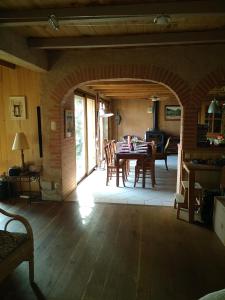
[{"x1": 7, "y1": 172, "x2": 41, "y2": 202}]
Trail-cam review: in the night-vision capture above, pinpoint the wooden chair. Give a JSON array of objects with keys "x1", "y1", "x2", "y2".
[
  {"x1": 0, "y1": 208, "x2": 34, "y2": 284},
  {"x1": 155, "y1": 136, "x2": 171, "y2": 170},
  {"x1": 104, "y1": 144, "x2": 126, "y2": 186},
  {"x1": 134, "y1": 142, "x2": 156, "y2": 188},
  {"x1": 174, "y1": 180, "x2": 203, "y2": 219}
]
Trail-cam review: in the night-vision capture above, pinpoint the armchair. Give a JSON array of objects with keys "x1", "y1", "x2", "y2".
[{"x1": 0, "y1": 208, "x2": 34, "y2": 284}]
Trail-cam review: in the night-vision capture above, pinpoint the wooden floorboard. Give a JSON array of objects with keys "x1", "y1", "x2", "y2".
[{"x1": 0, "y1": 200, "x2": 225, "y2": 300}]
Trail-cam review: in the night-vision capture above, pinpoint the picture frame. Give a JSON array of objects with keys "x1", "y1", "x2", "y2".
[
  {"x1": 165, "y1": 105, "x2": 181, "y2": 121},
  {"x1": 64, "y1": 110, "x2": 74, "y2": 138},
  {"x1": 9, "y1": 96, "x2": 26, "y2": 120}
]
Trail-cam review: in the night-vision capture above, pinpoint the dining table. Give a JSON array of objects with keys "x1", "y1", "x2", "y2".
[{"x1": 115, "y1": 145, "x2": 152, "y2": 187}]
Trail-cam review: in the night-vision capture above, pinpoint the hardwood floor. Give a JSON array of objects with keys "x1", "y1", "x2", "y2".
[{"x1": 0, "y1": 200, "x2": 225, "y2": 300}]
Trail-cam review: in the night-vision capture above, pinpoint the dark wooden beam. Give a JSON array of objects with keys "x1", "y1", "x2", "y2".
[
  {"x1": 0, "y1": 1, "x2": 224, "y2": 26},
  {"x1": 0, "y1": 28, "x2": 48, "y2": 72},
  {"x1": 28, "y1": 29, "x2": 225, "y2": 49},
  {"x1": 0, "y1": 59, "x2": 15, "y2": 69},
  {"x1": 86, "y1": 83, "x2": 158, "y2": 89}
]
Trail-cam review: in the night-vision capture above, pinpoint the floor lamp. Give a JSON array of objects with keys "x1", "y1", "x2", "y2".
[{"x1": 12, "y1": 132, "x2": 29, "y2": 170}]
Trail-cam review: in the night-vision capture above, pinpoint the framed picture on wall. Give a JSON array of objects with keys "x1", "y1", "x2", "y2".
[
  {"x1": 9, "y1": 96, "x2": 27, "y2": 120},
  {"x1": 165, "y1": 105, "x2": 181, "y2": 120},
  {"x1": 65, "y1": 110, "x2": 74, "y2": 138}
]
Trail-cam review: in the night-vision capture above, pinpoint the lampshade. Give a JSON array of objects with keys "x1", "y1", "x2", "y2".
[
  {"x1": 12, "y1": 132, "x2": 29, "y2": 150},
  {"x1": 101, "y1": 112, "x2": 114, "y2": 118},
  {"x1": 208, "y1": 99, "x2": 221, "y2": 114}
]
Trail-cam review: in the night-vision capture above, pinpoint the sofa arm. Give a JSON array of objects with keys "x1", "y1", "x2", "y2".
[{"x1": 0, "y1": 208, "x2": 33, "y2": 241}]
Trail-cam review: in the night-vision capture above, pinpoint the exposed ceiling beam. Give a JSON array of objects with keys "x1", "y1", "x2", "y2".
[
  {"x1": 0, "y1": 59, "x2": 15, "y2": 69},
  {"x1": 28, "y1": 30, "x2": 225, "y2": 49},
  {"x1": 86, "y1": 80, "x2": 156, "y2": 85},
  {"x1": 96, "y1": 89, "x2": 167, "y2": 93},
  {"x1": 101, "y1": 92, "x2": 163, "y2": 96},
  {"x1": 0, "y1": 28, "x2": 48, "y2": 71},
  {"x1": 0, "y1": 1, "x2": 224, "y2": 26},
  {"x1": 91, "y1": 87, "x2": 169, "y2": 92},
  {"x1": 86, "y1": 84, "x2": 158, "y2": 89}
]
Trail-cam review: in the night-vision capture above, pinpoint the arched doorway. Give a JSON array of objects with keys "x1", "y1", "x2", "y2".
[{"x1": 43, "y1": 64, "x2": 194, "y2": 200}]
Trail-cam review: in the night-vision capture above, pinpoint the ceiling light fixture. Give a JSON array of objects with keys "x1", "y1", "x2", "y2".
[
  {"x1": 151, "y1": 96, "x2": 160, "y2": 102},
  {"x1": 48, "y1": 14, "x2": 59, "y2": 31},
  {"x1": 154, "y1": 15, "x2": 171, "y2": 25}
]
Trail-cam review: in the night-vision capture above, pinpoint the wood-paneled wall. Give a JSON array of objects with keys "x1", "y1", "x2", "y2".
[
  {"x1": 0, "y1": 66, "x2": 42, "y2": 173},
  {"x1": 111, "y1": 97, "x2": 180, "y2": 141}
]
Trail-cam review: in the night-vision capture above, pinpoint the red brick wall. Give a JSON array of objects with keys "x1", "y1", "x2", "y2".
[{"x1": 61, "y1": 92, "x2": 76, "y2": 198}]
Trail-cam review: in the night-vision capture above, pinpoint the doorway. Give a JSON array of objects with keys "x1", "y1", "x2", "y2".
[{"x1": 74, "y1": 94, "x2": 96, "y2": 184}]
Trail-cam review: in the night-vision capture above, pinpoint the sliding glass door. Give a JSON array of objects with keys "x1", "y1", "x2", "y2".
[
  {"x1": 75, "y1": 95, "x2": 86, "y2": 183},
  {"x1": 74, "y1": 94, "x2": 96, "y2": 184},
  {"x1": 87, "y1": 97, "x2": 96, "y2": 172}
]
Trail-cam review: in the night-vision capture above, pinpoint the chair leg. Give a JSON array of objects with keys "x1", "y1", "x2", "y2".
[
  {"x1": 106, "y1": 168, "x2": 109, "y2": 186},
  {"x1": 165, "y1": 157, "x2": 168, "y2": 170},
  {"x1": 122, "y1": 166, "x2": 126, "y2": 187},
  {"x1": 152, "y1": 164, "x2": 156, "y2": 186},
  {"x1": 29, "y1": 256, "x2": 34, "y2": 284},
  {"x1": 174, "y1": 198, "x2": 177, "y2": 209},
  {"x1": 177, "y1": 204, "x2": 181, "y2": 219},
  {"x1": 134, "y1": 165, "x2": 139, "y2": 187},
  {"x1": 151, "y1": 172, "x2": 155, "y2": 188}
]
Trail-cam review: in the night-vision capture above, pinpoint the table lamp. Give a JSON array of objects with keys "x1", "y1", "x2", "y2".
[{"x1": 12, "y1": 132, "x2": 29, "y2": 170}]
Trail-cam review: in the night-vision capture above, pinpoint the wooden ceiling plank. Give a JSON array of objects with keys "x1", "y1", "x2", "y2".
[
  {"x1": 28, "y1": 29, "x2": 225, "y2": 49},
  {"x1": 0, "y1": 1, "x2": 224, "y2": 26}
]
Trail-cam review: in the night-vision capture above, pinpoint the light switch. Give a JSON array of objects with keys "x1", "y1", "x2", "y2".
[{"x1": 51, "y1": 121, "x2": 57, "y2": 131}]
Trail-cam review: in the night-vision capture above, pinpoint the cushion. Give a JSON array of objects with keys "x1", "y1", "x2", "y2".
[
  {"x1": 182, "y1": 180, "x2": 202, "y2": 190},
  {"x1": 199, "y1": 289, "x2": 225, "y2": 300},
  {"x1": 0, "y1": 230, "x2": 28, "y2": 262}
]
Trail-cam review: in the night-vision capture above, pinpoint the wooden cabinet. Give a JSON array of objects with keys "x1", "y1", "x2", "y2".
[{"x1": 213, "y1": 196, "x2": 225, "y2": 246}]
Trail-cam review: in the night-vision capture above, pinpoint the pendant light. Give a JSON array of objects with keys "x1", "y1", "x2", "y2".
[{"x1": 208, "y1": 98, "x2": 221, "y2": 114}]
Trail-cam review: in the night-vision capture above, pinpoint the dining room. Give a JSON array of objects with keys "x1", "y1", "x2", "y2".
[{"x1": 66, "y1": 79, "x2": 181, "y2": 208}]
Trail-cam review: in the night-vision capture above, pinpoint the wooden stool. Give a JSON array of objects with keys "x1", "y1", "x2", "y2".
[
  {"x1": 174, "y1": 180, "x2": 203, "y2": 220},
  {"x1": 174, "y1": 193, "x2": 186, "y2": 219}
]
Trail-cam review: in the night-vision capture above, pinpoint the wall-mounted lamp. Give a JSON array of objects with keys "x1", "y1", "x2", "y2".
[{"x1": 115, "y1": 112, "x2": 122, "y2": 125}]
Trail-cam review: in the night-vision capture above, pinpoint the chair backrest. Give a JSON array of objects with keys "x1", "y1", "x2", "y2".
[
  {"x1": 104, "y1": 144, "x2": 111, "y2": 165},
  {"x1": 164, "y1": 136, "x2": 171, "y2": 154}
]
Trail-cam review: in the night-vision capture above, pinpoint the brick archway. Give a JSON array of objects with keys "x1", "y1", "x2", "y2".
[
  {"x1": 50, "y1": 64, "x2": 191, "y2": 106},
  {"x1": 44, "y1": 64, "x2": 194, "y2": 200},
  {"x1": 192, "y1": 67, "x2": 225, "y2": 105}
]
